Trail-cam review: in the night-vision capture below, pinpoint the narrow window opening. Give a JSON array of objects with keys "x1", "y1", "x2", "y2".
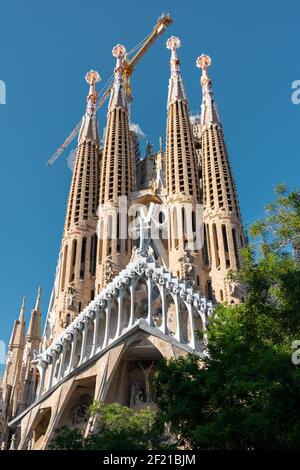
[
  {"x1": 69, "y1": 239, "x2": 77, "y2": 282},
  {"x1": 80, "y1": 237, "x2": 87, "y2": 280},
  {"x1": 212, "y1": 224, "x2": 220, "y2": 268},
  {"x1": 222, "y1": 224, "x2": 230, "y2": 268},
  {"x1": 207, "y1": 280, "x2": 213, "y2": 301},
  {"x1": 232, "y1": 228, "x2": 240, "y2": 269},
  {"x1": 90, "y1": 234, "x2": 97, "y2": 276},
  {"x1": 61, "y1": 244, "x2": 68, "y2": 291}
]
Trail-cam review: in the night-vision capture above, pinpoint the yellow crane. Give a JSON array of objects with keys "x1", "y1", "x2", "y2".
[{"x1": 47, "y1": 13, "x2": 173, "y2": 166}]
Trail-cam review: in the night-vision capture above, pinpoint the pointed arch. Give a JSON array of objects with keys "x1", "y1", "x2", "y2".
[
  {"x1": 85, "y1": 318, "x2": 94, "y2": 360},
  {"x1": 109, "y1": 298, "x2": 118, "y2": 343},
  {"x1": 121, "y1": 287, "x2": 131, "y2": 332},
  {"x1": 134, "y1": 278, "x2": 148, "y2": 320},
  {"x1": 193, "y1": 310, "x2": 204, "y2": 350},
  {"x1": 166, "y1": 292, "x2": 177, "y2": 336},
  {"x1": 62, "y1": 341, "x2": 72, "y2": 377},
  {"x1": 151, "y1": 283, "x2": 162, "y2": 327},
  {"x1": 179, "y1": 300, "x2": 189, "y2": 344},
  {"x1": 73, "y1": 330, "x2": 83, "y2": 370},
  {"x1": 96, "y1": 308, "x2": 106, "y2": 350}
]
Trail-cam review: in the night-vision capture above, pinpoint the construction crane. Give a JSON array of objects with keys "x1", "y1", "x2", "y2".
[{"x1": 47, "y1": 13, "x2": 173, "y2": 166}]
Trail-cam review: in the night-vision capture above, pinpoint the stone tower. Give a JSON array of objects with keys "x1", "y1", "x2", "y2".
[
  {"x1": 49, "y1": 71, "x2": 101, "y2": 341},
  {"x1": 165, "y1": 37, "x2": 206, "y2": 291},
  {"x1": 1, "y1": 290, "x2": 41, "y2": 435},
  {"x1": 1, "y1": 299, "x2": 25, "y2": 422},
  {"x1": 19, "y1": 288, "x2": 42, "y2": 413},
  {"x1": 96, "y1": 45, "x2": 133, "y2": 293},
  {"x1": 196, "y1": 54, "x2": 245, "y2": 303}
]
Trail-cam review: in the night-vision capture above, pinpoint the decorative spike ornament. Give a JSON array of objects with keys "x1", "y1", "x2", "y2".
[{"x1": 196, "y1": 54, "x2": 221, "y2": 127}]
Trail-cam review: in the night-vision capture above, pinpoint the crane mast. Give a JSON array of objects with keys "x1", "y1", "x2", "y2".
[{"x1": 47, "y1": 13, "x2": 173, "y2": 166}]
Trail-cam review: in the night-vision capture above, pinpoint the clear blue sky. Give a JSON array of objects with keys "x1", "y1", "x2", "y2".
[{"x1": 0, "y1": 0, "x2": 299, "y2": 365}]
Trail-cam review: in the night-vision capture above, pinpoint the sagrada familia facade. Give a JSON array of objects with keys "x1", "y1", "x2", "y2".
[{"x1": 0, "y1": 35, "x2": 245, "y2": 450}]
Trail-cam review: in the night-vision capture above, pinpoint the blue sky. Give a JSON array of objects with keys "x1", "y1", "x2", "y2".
[{"x1": 0, "y1": 0, "x2": 299, "y2": 366}]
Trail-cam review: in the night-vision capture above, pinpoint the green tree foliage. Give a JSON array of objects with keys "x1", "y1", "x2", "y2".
[
  {"x1": 49, "y1": 426, "x2": 84, "y2": 450},
  {"x1": 153, "y1": 186, "x2": 300, "y2": 449},
  {"x1": 50, "y1": 401, "x2": 166, "y2": 450},
  {"x1": 250, "y1": 183, "x2": 300, "y2": 253}
]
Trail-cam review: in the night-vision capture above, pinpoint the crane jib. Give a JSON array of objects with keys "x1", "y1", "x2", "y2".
[{"x1": 47, "y1": 13, "x2": 173, "y2": 166}]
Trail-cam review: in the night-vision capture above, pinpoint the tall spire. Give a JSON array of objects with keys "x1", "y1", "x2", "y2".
[
  {"x1": 1, "y1": 297, "x2": 26, "y2": 422},
  {"x1": 196, "y1": 54, "x2": 221, "y2": 128},
  {"x1": 9, "y1": 298, "x2": 26, "y2": 348},
  {"x1": 19, "y1": 297, "x2": 25, "y2": 322},
  {"x1": 196, "y1": 53, "x2": 245, "y2": 303},
  {"x1": 65, "y1": 70, "x2": 101, "y2": 232},
  {"x1": 164, "y1": 36, "x2": 205, "y2": 288},
  {"x1": 165, "y1": 36, "x2": 200, "y2": 200},
  {"x1": 35, "y1": 286, "x2": 41, "y2": 312},
  {"x1": 26, "y1": 287, "x2": 41, "y2": 344},
  {"x1": 166, "y1": 36, "x2": 187, "y2": 106},
  {"x1": 99, "y1": 43, "x2": 132, "y2": 206},
  {"x1": 108, "y1": 44, "x2": 128, "y2": 113},
  {"x1": 96, "y1": 44, "x2": 133, "y2": 291},
  {"x1": 49, "y1": 70, "x2": 101, "y2": 341},
  {"x1": 14, "y1": 297, "x2": 25, "y2": 346},
  {"x1": 79, "y1": 70, "x2": 101, "y2": 144}
]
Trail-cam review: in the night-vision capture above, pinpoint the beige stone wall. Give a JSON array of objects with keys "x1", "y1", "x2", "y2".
[{"x1": 15, "y1": 332, "x2": 189, "y2": 450}]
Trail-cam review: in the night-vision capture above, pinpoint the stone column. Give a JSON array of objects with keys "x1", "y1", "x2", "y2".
[
  {"x1": 116, "y1": 289, "x2": 124, "y2": 338},
  {"x1": 9, "y1": 434, "x2": 16, "y2": 450},
  {"x1": 103, "y1": 302, "x2": 112, "y2": 348},
  {"x1": 187, "y1": 302, "x2": 196, "y2": 350},
  {"x1": 48, "y1": 352, "x2": 58, "y2": 389},
  {"x1": 146, "y1": 277, "x2": 154, "y2": 326},
  {"x1": 129, "y1": 281, "x2": 137, "y2": 328},
  {"x1": 37, "y1": 361, "x2": 47, "y2": 398},
  {"x1": 173, "y1": 293, "x2": 182, "y2": 342},
  {"x1": 91, "y1": 310, "x2": 100, "y2": 357},
  {"x1": 67, "y1": 330, "x2": 78, "y2": 374},
  {"x1": 58, "y1": 340, "x2": 67, "y2": 380},
  {"x1": 79, "y1": 320, "x2": 88, "y2": 365},
  {"x1": 159, "y1": 285, "x2": 168, "y2": 335}
]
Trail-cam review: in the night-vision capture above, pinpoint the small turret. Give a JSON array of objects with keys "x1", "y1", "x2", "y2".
[{"x1": 9, "y1": 298, "x2": 25, "y2": 352}]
